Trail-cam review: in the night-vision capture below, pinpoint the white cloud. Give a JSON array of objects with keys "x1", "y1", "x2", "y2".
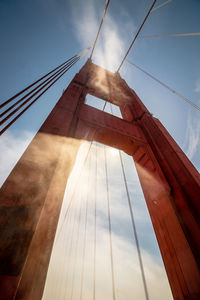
[
  {"x1": 70, "y1": 0, "x2": 99, "y2": 48},
  {"x1": 182, "y1": 78, "x2": 200, "y2": 171},
  {"x1": 186, "y1": 108, "x2": 200, "y2": 164},
  {"x1": 0, "y1": 130, "x2": 34, "y2": 187},
  {"x1": 42, "y1": 142, "x2": 173, "y2": 300},
  {"x1": 43, "y1": 221, "x2": 173, "y2": 300},
  {"x1": 195, "y1": 78, "x2": 200, "y2": 93},
  {"x1": 70, "y1": 0, "x2": 136, "y2": 72}
]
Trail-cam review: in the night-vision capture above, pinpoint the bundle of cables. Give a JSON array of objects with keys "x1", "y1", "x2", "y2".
[{"x1": 0, "y1": 47, "x2": 90, "y2": 135}]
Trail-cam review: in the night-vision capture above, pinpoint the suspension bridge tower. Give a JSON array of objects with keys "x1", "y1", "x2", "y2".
[
  {"x1": 0, "y1": 59, "x2": 200, "y2": 300},
  {"x1": 1, "y1": 0, "x2": 200, "y2": 298}
]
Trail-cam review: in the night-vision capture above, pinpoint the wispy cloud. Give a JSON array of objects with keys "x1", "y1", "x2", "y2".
[
  {"x1": 194, "y1": 78, "x2": 200, "y2": 93},
  {"x1": 0, "y1": 130, "x2": 34, "y2": 187},
  {"x1": 70, "y1": 0, "x2": 136, "y2": 72},
  {"x1": 70, "y1": 0, "x2": 98, "y2": 47},
  {"x1": 185, "y1": 79, "x2": 200, "y2": 167},
  {"x1": 186, "y1": 112, "x2": 200, "y2": 161},
  {"x1": 43, "y1": 142, "x2": 173, "y2": 300}
]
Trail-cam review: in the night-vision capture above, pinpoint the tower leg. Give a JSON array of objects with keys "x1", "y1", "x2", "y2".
[{"x1": 0, "y1": 78, "x2": 85, "y2": 299}]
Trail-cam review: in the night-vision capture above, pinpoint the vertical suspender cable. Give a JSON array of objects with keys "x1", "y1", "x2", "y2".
[
  {"x1": 52, "y1": 184, "x2": 76, "y2": 300},
  {"x1": 70, "y1": 194, "x2": 84, "y2": 300},
  {"x1": 80, "y1": 153, "x2": 91, "y2": 300},
  {"x1": 93, "y1": 143, "x2": 97, "y2": 300},
  {"x1": 102, "y1": 100, "x2": 107, "y2": 111},
  {"x1": 119, "y1": 151, "x2": 149, "y2": 300},
  {"x1": 109, "y1": 102, "x2": 113, "y2": 115},
  {"x1": 63, "y1": 190, "x2": 82, "y2": 299},
  {"x1": 117, "y1": 0, "x2": 157, "y2": 72},
  {"x1": 61, "y1": 190, "x2": 79, "y2": 299},
  {"x1": 50, "y1": 197, "x2": 74, "y2": 300},
  {"x1": 90, "y1": 0, "x2": 110, "y2": 59},
  {"x1": 55, "y1": 142, "x2": 93, "y2": 244},
  {"x1": 104, "y1": 146, "x2": 116, "y2": 300},
  {"x1": 53, "y1": 141, "x2": 92, "y2": 299}
]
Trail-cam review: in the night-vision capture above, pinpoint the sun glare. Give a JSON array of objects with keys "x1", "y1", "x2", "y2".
[{"x1": 109, "y1": 147, "x2": 119, "y2": 156}]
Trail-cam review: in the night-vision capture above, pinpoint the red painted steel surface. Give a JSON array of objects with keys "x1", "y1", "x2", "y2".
[{"x1": 0, "y1": 60, "x2": 200, "y2": 299}]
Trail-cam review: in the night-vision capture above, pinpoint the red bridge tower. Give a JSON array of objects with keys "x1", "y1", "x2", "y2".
[{"x1": 0, "y1": 60, "x2": 200, "y2": 300}]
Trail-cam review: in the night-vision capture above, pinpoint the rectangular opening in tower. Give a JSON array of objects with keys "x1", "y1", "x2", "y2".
[
  {"x1": 85, "y1": 94, "x2": 122, "y2": 119},
  {"x1": 42, "y1": 142, "x2": 173, "y2": 300}
]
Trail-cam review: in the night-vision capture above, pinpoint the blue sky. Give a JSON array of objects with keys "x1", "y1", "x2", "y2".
[{"x1": 0, "y1": 0, "x2": 200, "y2": 298}]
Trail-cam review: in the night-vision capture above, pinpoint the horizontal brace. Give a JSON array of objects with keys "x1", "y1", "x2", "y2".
[{"x1": 78, "y1": 104, "x2": 147, "y2": 145}]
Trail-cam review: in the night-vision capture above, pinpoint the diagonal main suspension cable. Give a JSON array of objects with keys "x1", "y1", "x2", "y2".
[
  {"x1": 118, "y1": 150, "x2": 150, "y2": 300},
  {"x1": 117, "y1": 0, "x2": 157, "y2": 73},
  {"x1": 151, "y1": 0, "x2": 172, "y2": 12},
  {"x1": 2, "y1": 61, "x2": 82, "y2": 136},
  {"x1": 0, "y1": 58, "x2": 80, "y2": 135},
  {"x1": 0, "y1": 57, "x2": 79, "y2": 125},
  {"x1": 0, "y1": 56, "x2": 79, "y2": 119},
  {"x1": 0, "y1": 47, "x2": 90, "y2": 135},
  {"x1": 140, "y1": 32, "x2": 200, "y2": 38},
  {"x1": 104, "y1": 145, "x2": 116, "y2": 300},
  {"x1": 0, "y1": 48, "x2": 90, "y2": 109},
  {"x1": 90, "y1": 0, "x2": 110, "y2": 59},
  {"x1": 127, "y1": 60, "x2": 200, "y2": 112},
  {"x1": 0, "y1": 55, "x2": 76, "y2": 109}
]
